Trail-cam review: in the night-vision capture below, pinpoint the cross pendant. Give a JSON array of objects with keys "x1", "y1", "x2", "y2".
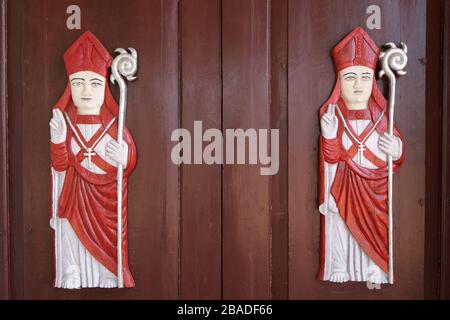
[
  {"x1": 84, "y1": 148, "x2": 96, "y2": 169},
  {"x1": 357, "y1": 144, "x2": 366, "y2": 164}
]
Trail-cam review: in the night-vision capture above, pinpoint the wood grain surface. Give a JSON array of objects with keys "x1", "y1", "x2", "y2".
[{"x1": 2, "y1": 0, "x2": 445, "y2": 299}]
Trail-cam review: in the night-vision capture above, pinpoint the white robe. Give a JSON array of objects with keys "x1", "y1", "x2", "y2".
[
  {"x1": 51, "y1": 123, "x2": 118, "y2": 289},
  {"x1": 319, "y1": 119, "x2": 402, "y2": 284}
]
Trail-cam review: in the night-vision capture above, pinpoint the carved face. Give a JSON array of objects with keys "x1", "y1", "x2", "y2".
[
  {"x1": 339, "y1": 66, "x2": 374, "y2": 109},
  {"x1": 69, "y1": 71, "x2": 106, "y2": 115}
]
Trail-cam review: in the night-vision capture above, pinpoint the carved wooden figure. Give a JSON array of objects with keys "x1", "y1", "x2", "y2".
[
  {"x1": 318, "y1": 27, "x2": 405, "y2": 284},
  {"x1": 49, "y1": 32, "x2": 137, "y2": 289}
]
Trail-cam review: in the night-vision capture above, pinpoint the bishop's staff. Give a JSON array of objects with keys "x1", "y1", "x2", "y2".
[
  {"x1": 110, "y1": 48, "x2": 138, "y2": 288},
  {"x1": 378, "y1": 42, "x2": 408, "y2": 285}
]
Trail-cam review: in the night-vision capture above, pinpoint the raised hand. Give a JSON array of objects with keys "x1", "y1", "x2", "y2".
[
  {"x1": 320, "y1": 104, "x2": 339, "y2": 139},
  {"x1": 106, "y1": 140, "x2": 129, "y2": 168},
  {"x1": 378, "y1": 133, "x2": 402, "y2": 160},
  {"x1": 49, "y1": 109, "x2": 67, "y2": 144}
]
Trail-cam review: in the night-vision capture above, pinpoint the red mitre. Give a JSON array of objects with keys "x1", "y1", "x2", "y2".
[
  {"x1": 320, "y1": 27, "x2": 387, "y2": 124},
  {"x1": 54, "y1": 31, "x2": 118, "y2": 116},
  {"x1": 63, "y1": 31, "x2": 112, "y2": 77},
  {"x1": 331, "y1": 27, "x2": 380, "y2": 72}
]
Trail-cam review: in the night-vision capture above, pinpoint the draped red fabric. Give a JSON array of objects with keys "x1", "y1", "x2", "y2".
[
  {"x1": 332, "y1": 160, "x2": 389, "y2": 274},
  {"x1": 50, "y1": 103, "x2": 137, "y2": 287},
  {"x1": 317, "y1": 28, "x2": 405, "y2": 280},
  {"x1": 50, "y1": 31, "x2": 137, "y2": 287}
]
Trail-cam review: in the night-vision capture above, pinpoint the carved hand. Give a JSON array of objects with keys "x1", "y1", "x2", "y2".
[
  {"x1": 320, "y1": 104, "x2": 339, "y2": 139},
  {"x1": 49, "y1": 109, "x2": 67, "y2": 144},
  {"x1": 106, "y1": 140, "x2": 129, "y2": 167},
  {"x1": 378, "y1": 133, "x2": 402, "y2": 161}
]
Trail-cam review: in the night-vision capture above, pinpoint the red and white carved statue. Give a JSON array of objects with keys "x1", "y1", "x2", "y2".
[
  {"x1": 49, "y1": 32, "x2": 137, "y2": 289},
  {"x1": 318, "y1": 27, "x2": 405, "y2": 284}
]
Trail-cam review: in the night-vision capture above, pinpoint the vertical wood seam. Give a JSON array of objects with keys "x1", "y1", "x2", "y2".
[
  {"x1": 425, "y1": 0, "x2": 445, "y2": 300},
  {"x1": 441, "y1": 0, "x2": 450, "y2": 300},
  {"x1": 177, "y1": 0, "x2": 183, "y2": 300},
  {"x1": 269, "y1": 0, "x2": 289, "y2": 300},
  {"x1": 0, "y1": 0, "x2": 10, "y2": 300},
  {"x1": 220, "y1": 0, "x2": 224, "y2": 301},
  {"x1": 267, "y1": 0, "x2": 273, "y2": 300},
  {"x1": 285, "y1": 0, "x2": 289, "y2": 300}
]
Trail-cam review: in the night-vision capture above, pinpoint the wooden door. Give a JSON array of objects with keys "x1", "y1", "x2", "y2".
[{"x1": 1, "y1": 0, "x2": 446, "y2": 299}]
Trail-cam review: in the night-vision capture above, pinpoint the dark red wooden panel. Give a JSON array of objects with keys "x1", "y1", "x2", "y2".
[
  {"x1": 270, "y1": 0, "x2": 289, "y2": 300},
  {"x1": 424, "y1": 0, "x2": 445, "y2": 300},
  {"x1": 222, "y1": 0, "x2": 271, "y2": 300},
  {"x1": 440, "y1": 0, "x2": 450, "y2": 300},
  {"x1": 7, "y1": 0, "x2": 24, "y2": 300},
  {"x1": 0, "y1": 0, "x2": 10, "y2": 300},
  {"x1": 288, "y1": 0, "x2": 427, "y2": 299},
  {"x1": 180, "y1": 0, "x2": 222, "y2": 299},
  {"x1": 8, "y1": 0, "x2": 180, "y2": 299},
  {"x1": 2, "y1": 0, "x2": 438, "y2": 300}
]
